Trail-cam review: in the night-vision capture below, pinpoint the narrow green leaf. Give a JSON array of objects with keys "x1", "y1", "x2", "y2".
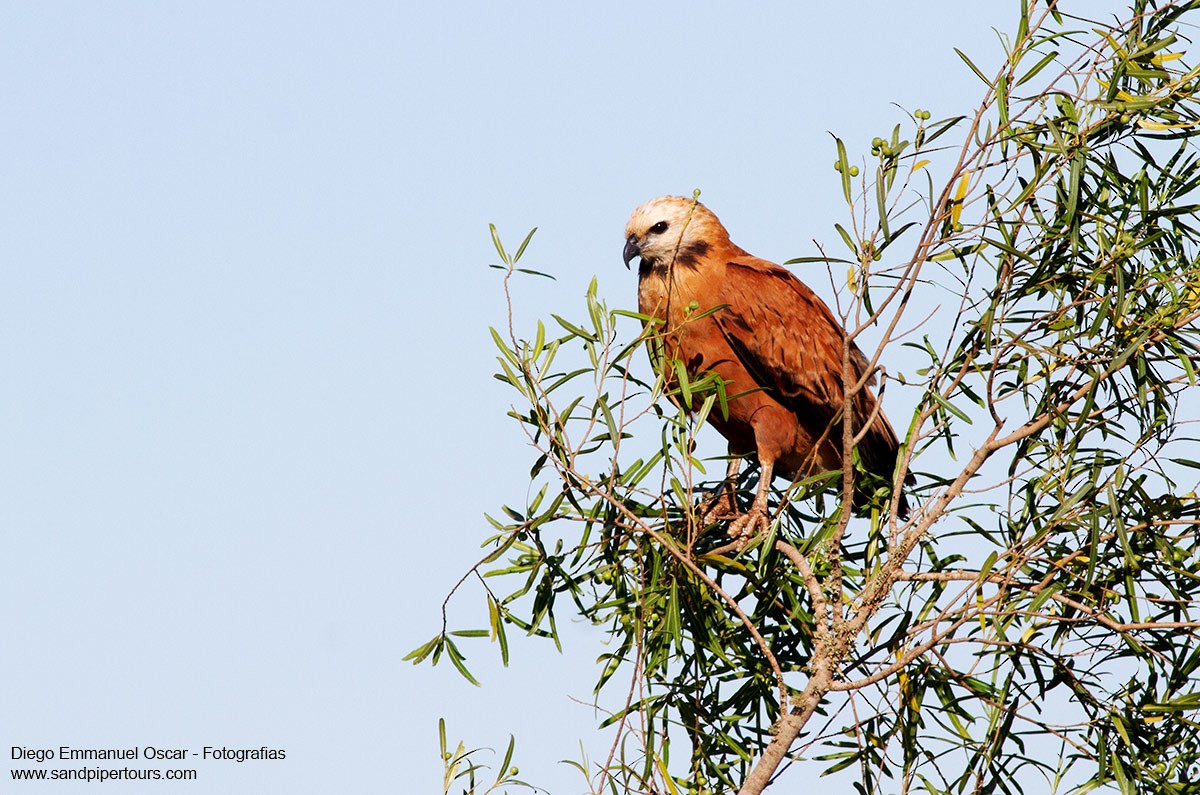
[
  {"x1": 928, "y1": 389, "x2": 973, "y2": 423},
  {"x1": 674, "y1": 359, "x2": 692, "y2": 407},
  {"x1": 498, "y1": 736, "x2": 516, "y2": 783},
  {"x1": 954, "y1": 47, "x2": 992, "y2": 85},
  {"x1": 783, "y1": 255, "x2": 854, "y2": 266},
  {"x1": 512, "y1": 227, "x2": 538, "y2": 262},
  {"x1": 489, "y1": 223, "x2": 509, "y2": 263},
  {"x1": 512, "y1": 267, "x2": 556, "y2": 280},
  {"x1": 450, "y1": 629, "x2": 490, "y2": 638},
  {"x1": 403, "y1": 635, "x2": 442, "y2": 664},
  {"x1": 834, "y1": 223, "x2": 858, "y2": 256},
  {"x1": 835, "y1": 136, "x2": 852, "y2": 204},
  {"x1": 931, "y1": 243, "x2": 986, "y2": 262},
  {"x1": 444, "y1": 638, "x2": 482, "y2": 686},
  {"x1": 1015, "y1": 49, "x2": 1059, "y2": 87},
  {"x1": 1065, "y1": 149, "x2": 1085, "y2": 225}
]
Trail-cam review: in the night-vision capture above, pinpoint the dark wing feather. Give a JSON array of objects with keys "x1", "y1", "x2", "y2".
[
  {"x1": 712, "y1": 259, "x2": 870, "y2": 420},
  {"x1": 711, "y1": 258, "x2": 909, "y2": 502}
]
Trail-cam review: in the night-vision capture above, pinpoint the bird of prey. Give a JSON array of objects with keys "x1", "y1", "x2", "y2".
[{"x1": 623, "y1": 195, "x2": 910, "y2": 539}]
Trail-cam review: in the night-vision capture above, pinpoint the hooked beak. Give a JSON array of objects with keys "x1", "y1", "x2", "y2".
[{"x1": 623, "y1": 235, "x2": 641, "y2": 269}]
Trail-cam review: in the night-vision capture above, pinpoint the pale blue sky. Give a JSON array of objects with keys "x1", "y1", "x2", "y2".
[{"x1": 1, "y1": 2, "x2": 1123, "y2": 792}]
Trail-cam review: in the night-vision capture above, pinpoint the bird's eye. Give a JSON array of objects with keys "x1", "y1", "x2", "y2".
[{"x1": 649, "y1": 221, "x2": 669, "y2": 235}]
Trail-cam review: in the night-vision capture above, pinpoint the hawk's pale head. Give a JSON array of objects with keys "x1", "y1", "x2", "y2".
[{"x1": 623, "y1": 195, "x2": 730, "y2": 270}]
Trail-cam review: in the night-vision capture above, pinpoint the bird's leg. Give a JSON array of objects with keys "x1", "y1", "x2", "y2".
[
  {"x1": 727, "y1": 458, "x2": 774, "y2": 545},
  {"x1": 699, "y1": 455, "x2": 743, "y2": 524}
]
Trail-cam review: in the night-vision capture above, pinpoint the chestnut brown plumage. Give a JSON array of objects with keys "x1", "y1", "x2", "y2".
[{"x1": 623, "y1": 195, "x2": 911, "y2": 538}]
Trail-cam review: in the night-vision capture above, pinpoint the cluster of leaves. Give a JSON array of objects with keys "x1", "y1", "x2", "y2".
[
  {"x1": 416, "y1": 3, "x2": 1200, "y2": 794},
  {"x1": 438, "y1": 719, "x2": 535, "y2": 795},
  {"x1": 831, "y1": 2, "x2": 1200, "y2": 792}
]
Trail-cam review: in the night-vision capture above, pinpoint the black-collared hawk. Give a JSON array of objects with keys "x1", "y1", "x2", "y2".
[{"x1": 622, "y1": 195, "x2": 910, "y2": 538}]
